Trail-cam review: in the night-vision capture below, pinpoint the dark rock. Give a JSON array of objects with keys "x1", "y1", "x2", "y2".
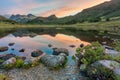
[
  {"x1": 80, "y1": 44, "x2": 84, "y2": 48},
  {"x1": 8, "y1": 43, "x2": 15, "y2": 46},
  {"x1": 11, "y1": 48, "x2": 15, "y2": 50},
  {"x1": 19, "y1": 49, "x2": 25, "y2": 52},
  {"x1": 53, "y1": 48, "x2": 69, "y2": 56},
  {"x1": 0, "y1": 46, "x2": 8, "y2": 52},
  {"x1": 52, "y1": 47, "x2": 58, "y2": 50},
  {"x1": 31, "y1": 50, "x2": 43, "y2": 57},
  {"x1": 69, "y1": 45, "x2": 76, "y2": 48},
  {"x1": 48, "y1": 44, "x2": 52, "y2": 47},
  {"x1": 0, "y1": 54, "x2": 16, "y2": 61}
]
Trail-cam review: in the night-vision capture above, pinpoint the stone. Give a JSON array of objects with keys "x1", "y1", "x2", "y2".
[
  {"x1": 92, "y1": 60, "x2": 120, "y2": 75},
  {"x1": 40, "y1": 54, "x2": 66, "y2": 68},
  {"x1": 3, "y1": 57, "x2": 16, "y2": 65},
  {"x1": 80, "y1": 44, "x2": 84, "y2": 48},
  {"x1": 0, "y1": 54, "x2": 16, "y2": 61},
  {"x1": 31, "y1": 50, "x2": 43, "y2": 57},
  {"x1": 19, "y1": 49, "x2": 25, "y2": 52},
  {"x1": 0, "y1": 46, "x2": 8, "y2": 52},
  {"x1": 53, "y1": 48, "x2": 69, "y2": 56},
  {"x1": 8, "y1": 43, "x2": 15, "y2": 46},
  {"x1": 48, "y1": 44, "x2": 52, "y2": 47},
  {"x1": 69, "y1": 45, "x2": 76, "y2": 48}
]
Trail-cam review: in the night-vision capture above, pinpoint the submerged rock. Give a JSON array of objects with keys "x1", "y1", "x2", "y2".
[
  {"x1": 8, "y1": 43, "x2": 15, "y2": 46},
  {"x1": 0, "y1": 54, "x2": 16, "y2": 61},
  {"x1": 31, "y1": 50, "x2": 43, "y2": 57},
  {"x1": 19, "y1": 49, "x2": 25, "y2": 52},
  {"x1": 53, "y1": 48, "x2": 69, "y2": 56},
  {"x1": 69, "y1": 45, "x2": 76, "y2": 48},
  {"x1": 48, "y1": 44, "x2": 52, "y2": 47},
  {"x1": 40, "y1": 54, "x2": 67, "y2": 68},
  {"x1": 0, "y1": 46, "x2": 8, "y2": 52}
]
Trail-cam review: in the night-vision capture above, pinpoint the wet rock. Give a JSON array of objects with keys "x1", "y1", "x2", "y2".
[
  {"x1": 3, "y1": 57, "x2": 16, "y2": 65},
  {"x1": 8, "y1": 43, "x2": 15, "y2": 46},
  {"x1": 19, "y1": 49, "x2": 25, "y2": 52},
  {"x1": 31, "y1": 50, "x2": 43, "y2": 57},
  {"x1": 52, "y1": 47, "x2": 58, "y2": 50},
  {"x1": 40, "y1": 54, "x2": 66, "y2": 68},
  {"x1": 0, "y1": 54, "x2": 16, "y2": 61},
  {"x1": 0, "y1": 46, "x2": 8, "y2": 52},
  {"x1": 69, "y1": 45, "x2": 76, "y2": 48},
  {"x1": 48, "y1": 44, "x2": 52, "y2": 47},
  {"x1": 80, "y1": 44, "x2": 84, "y2": 48},
  {"x1": 53, "y1": 48, "x2": 69, "y2": 56},
  {"x1": 11, "y1": 48, "x2": 15, "y2": 51}
]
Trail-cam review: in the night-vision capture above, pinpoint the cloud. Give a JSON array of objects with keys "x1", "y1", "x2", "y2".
[{"x1": 0, "y1": 0, "x2": 110, "y2": 17}]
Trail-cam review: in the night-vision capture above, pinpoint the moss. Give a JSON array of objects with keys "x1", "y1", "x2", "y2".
[
  {"x1": 4, "y1": 64, "x2": 14, "y2": 70},
  {"x1": 0, "y1": 74, "x2": 7, "y2": 80},
  {"x1": 23, "y1": 63, "x2": 31, "y2": 69},
  {"x1": 16, "y1": 59, "x2": 24, "y2": 68}
]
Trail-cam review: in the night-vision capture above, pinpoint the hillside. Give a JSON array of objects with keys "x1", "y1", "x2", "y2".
[
  {"x1": 73, "y1": 0, "x2": 120, "y2": 22},
  {"x1": 9, "y1": 0, "x2": 120, "y2": 24}
]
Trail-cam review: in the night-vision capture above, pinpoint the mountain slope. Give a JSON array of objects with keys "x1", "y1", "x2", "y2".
[
  {"x1": 10, "y1": 14, "x2": 37, "y2": 23},
  {"x1": 73, "y1": 0, "x2": 120, "y2": 22}
]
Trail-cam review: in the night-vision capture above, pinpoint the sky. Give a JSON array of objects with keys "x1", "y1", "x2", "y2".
[{"x1": 0, "y1": 0, "x2": 110, "y2": 17}]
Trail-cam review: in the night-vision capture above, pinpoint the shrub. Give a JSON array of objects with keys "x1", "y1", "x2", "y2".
[
  {"x1": 113, "y1": 41, "x2": 120, "y2": 51},
  {"x1": 16, "y1": 59, "x2": 24, "y2": 68},
  {"x1": 4, "y1": 64, "x2": 14, "y2": 70},
  {"x1": 23, "y1": 63, "x2": 31, "y2": 69}
]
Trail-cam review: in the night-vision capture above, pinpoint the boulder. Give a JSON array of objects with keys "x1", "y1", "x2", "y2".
[
  {"x1": 40, "y1": 54, "x2": 66, "y2": 68},
  {"x1": 3, "y1": 57, "x2": 16, "y2": 65},
  {"x1": 19, "y1": 49, "x2": 25, "y2": 52},
  {"x1": 92, "y1": 60, "x2": 120, "y2": 75},
  {"x1": 48, "y1": 44, "x2": 52, "y2": 47},
  {"x1": 80, "y1": 44, "x2": 84, "y2": 48},
  {"x1": 31, "y1": 50, "x2": 43, "y2": 57},
  {"x1": 8, "y1": 43, "x2": 15, "y2": 46},
  {"x1": 0, "y1": 46, "x2": 8, "y2": 52},
  {"x1": 53, "y1": 48, "x2": 69, "y2": 56},
  {"x1": 69, "y1": 45, "x2": 76, "y2": 48},
  {"x1": 0, "y1": 54, "x2": 16, "y2": 61}
]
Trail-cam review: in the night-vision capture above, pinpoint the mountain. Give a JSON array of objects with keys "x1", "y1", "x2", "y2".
[
  {"x1": 72, "y1": 0, "x2": 120, "y2": 22},
  {"x1": 0, "y1": 15, "x2": 7, "y2": 21},
  {"x1": 27, "y1": 15, "x2": 57, "y2": 24},
  {"x1": 9, "y1": 0, "x2": 120, "y2": 24},
  {"x1": 10, "y1": 14, "x2": 37, "y2": 23}
]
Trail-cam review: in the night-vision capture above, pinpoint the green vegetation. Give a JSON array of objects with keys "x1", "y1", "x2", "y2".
[
  {"x1": 86, "y1": 66, "x2": 118, "y2": 80},
  {"x1": 76, "y1": 42, "x2": 113, "y2": 66},
  {"x1": 113, "y1": 40, "x2": 120, "y2": 51},
  {"x1": 16, "y1": 59, "x2": 24, "y2": 68},
  {"x1": 0, "y1": 74, "x2": 7, "y2": 80}
]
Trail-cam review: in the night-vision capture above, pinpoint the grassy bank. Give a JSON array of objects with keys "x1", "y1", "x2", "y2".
[{"x1": 0, "y1": 20, "x2": 120, "y2": 38}]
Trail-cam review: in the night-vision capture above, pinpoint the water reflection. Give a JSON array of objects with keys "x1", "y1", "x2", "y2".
[{"x1": 0, "y1": 33, "x2": 90, "y2": 58}]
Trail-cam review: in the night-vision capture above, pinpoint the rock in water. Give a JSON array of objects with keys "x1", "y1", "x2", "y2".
[
  {"x1": 31, "y1": 50, "x2": 43, "y2": 57},
  {"x1": 40, "y1": 54, "x2": 67, "y2": 68},
  {"x1": 0, "y1": 54, "x2": 16, "y2": 61},
  {"x1": 19, "y1": 49, "x2": 25, "y2": 52},
  {"x1": 53, "y1": 48, "x2": 69, "y2": 56},
  {"x1": 8, "y1": 43, "x2": 15, "y2": 46},
  {"x1": 0, "y1": 46, "x2": 8, "y2": 52}
]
